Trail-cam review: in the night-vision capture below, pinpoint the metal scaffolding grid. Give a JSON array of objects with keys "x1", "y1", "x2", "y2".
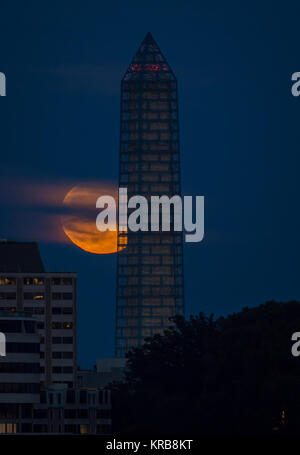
[{"x1": 116, "y1": 33, "x2": 184, "y2": 357}]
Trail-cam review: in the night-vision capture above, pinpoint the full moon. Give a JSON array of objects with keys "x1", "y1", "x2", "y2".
[{"x1": 61, "y1": 183, "x2": 126, "y2": 255}]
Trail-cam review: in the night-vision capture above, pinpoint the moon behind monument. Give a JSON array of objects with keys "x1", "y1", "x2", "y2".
[{"x1": 61, "y1": 183, "x2": 124, "y2": 255}]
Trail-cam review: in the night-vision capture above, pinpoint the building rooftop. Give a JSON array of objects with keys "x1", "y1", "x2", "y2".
[{"x1": 0, "y1": 240, "x2": 45, "y2": 272}]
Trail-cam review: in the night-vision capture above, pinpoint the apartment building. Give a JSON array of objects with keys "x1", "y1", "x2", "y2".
[
  {"x1": 0, "y1": 241, "x2": 77, "y2": 388},
  {"x1": 0, "y1": 311, "x2": 40, "y2": 433}
]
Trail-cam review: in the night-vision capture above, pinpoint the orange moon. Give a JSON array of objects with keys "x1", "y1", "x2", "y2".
[{"x1": 61, "y1": 183, "x2": 126, "y2": 255}]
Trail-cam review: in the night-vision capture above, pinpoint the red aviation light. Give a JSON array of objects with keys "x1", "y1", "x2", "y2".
[
  {"x1": 130, "y1": 64, "x2": 142, "y2": 71},
  {"x1": 130, "y1": 63, "x2": 168, "y2": 72}
]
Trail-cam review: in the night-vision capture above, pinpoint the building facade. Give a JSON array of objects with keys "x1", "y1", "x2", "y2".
[
  {"x1": 0, "y1": 241, "x2": 77, "y2": 388},
  {"x1": 0, "y1": 243, "x2": 111, "y2": 435},
  {"x1": 116, "y1": 33, "x2": 185, "y2": 357},
  {"x1": 0, "y1": 313, "x2": 111, "y2": 435},
  {"x1": 0, "y1": 272, "x2": 77, "y2": 389},
  {"x1": 0, "y1": 312, "x2": 40, "y2": 434},
  {"x1": 34, "y1": 386, "x2": 111, "y2": 435}
]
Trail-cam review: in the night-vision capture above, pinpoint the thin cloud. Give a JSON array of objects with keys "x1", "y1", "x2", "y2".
[
  {"x1": 27, "y1": 64, "x2": 123, "y2": 95},
  {"x1": 0, "y1": 176, "x2": 117, "y2": 247}
]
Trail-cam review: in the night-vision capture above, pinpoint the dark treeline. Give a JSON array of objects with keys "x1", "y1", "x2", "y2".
[{"x1": 110, "y1": 301, "x2": 300, "y2": 435}]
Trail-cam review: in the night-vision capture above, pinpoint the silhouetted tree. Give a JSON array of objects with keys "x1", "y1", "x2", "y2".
[{"x1": 110, "y1": 301, "x2": 300, "y2": 435}]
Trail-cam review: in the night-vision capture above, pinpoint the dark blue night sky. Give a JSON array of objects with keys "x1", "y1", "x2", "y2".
[{"x1": 0, "y1": 1, "x2": 299, "y2": 368}]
